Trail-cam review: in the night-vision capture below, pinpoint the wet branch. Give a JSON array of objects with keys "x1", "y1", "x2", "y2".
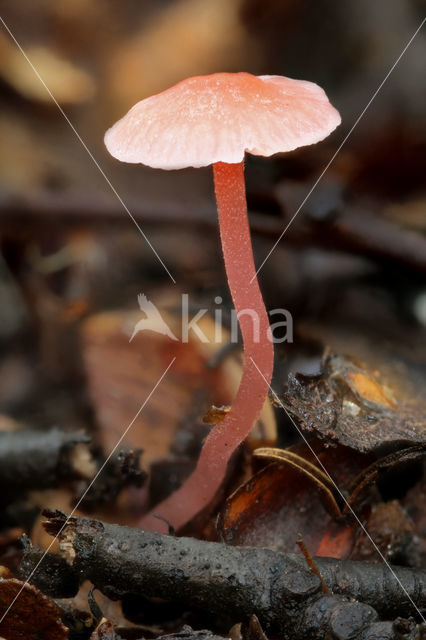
[
  {"x1": 40, "y1": 511, "x2": 425, "y2": 640},
  {"x1": 0, "y1": 429, "x2": 93, "y2": 501},
  {"x1": 1, "y1": 189, "x2": 426, "y2": 275}
]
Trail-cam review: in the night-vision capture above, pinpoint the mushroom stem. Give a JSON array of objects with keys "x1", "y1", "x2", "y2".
[{"x1": 140, "y1": 160, "x2": 273, "y2": 533}]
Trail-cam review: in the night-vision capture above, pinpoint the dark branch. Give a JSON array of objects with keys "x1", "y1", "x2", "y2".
[
  {"x1": 1, "y1": 189, "x2": 426, "y2": 275},
  {"x1": 39, "y1": 512, "x2": 425, "y2": 639},
  {"x1": 0, "y1": 429, "x2": 93, "y2": 501}
]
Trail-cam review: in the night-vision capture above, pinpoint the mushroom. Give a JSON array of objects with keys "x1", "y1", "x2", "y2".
[{"x1": 105, "y1": 72, "x2": 341, "y2": 533}]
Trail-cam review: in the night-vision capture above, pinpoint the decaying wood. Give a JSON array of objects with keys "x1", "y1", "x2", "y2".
[
  {"x1": 20, "y1": 535, "x2": 80, "y2": 598},
  {"x1": 280, "y1": 353, "x2": 426, "y2": 452},
  {"x1": 40, "y1": 511, "x2": 425, "y2": 639},
  {"x1": 0, "y1": 429, "x2": 94, "y2": 501},
  {"x1": 75, "y1": 448, "x2": 147, "y2": 510}
]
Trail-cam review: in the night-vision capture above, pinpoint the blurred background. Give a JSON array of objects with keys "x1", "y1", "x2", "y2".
[{"x1": 0, "y1": 0, "x2": 425, "y2": 514}]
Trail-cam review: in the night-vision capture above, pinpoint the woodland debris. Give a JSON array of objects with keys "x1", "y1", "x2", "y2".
[
  {"x1": 218, "y1": 441, "x2": 387, "y2": 557},
  {"x1": 280, "y1": 353, "x2": 426, "y2": 451},
  {"x1": 218, "y1": 458, "x2": 356, "y2": 557},
  {"x1": 0, "y1": 577, "x2": 68, "y2": 640},
  {"x1": 343, "y1": 446, "x2": 426, "y2": 515},
  {"x1": 40, "y1": 512, "x2": 426, "y2": 638},
  {"x1": 0, "y1": 32, "x2": 95, "y2": 104},
  {"x1": 19, "y1": 535, "x2": 80, "y2": 598},
  {"x1": 2, "y1": 189, "x2": 426, "y2": 276},
  {"x1": 0, "y1": 428, "x2": 94, "y2": 501},
  {"x1": 296, "y1": 535, "x2": 330, "y2": 594},
  {"x1": 55, "y1": 582, "x2": 131, "y2": 638},
  {"x1": 90, "y1": 622, "x2": 229, "y2": 640},
  {"x1": 75, "y1": 448, "x2": 147, "y2": 511},
  {"x1": 403, "y1": 469, "x2": 426, "y2": 565},
  {"x1": 227, "y1": 439, "x2": 424, "y2": 561},
  {"x1": 202, "y1": 405, "x2": 231, "y2": 426},
  {"x1": 81, "y1": 310, "x2": 234, "y2": 466},
  {"x1": 230, "y1": 615, "x2": 268, "y2": 640},
  {"x1": 352, "y1": 501, "x2": 418, "y2": 566},
  {"x1": 275, "y1": 183, "x2": 426, "y2": 276},
  {"x1": 55, "y1": 599, "x2": 96, "y2": 639}
]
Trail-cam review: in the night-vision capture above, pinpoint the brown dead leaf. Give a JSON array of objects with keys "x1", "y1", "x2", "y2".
[
  {"x1": 106, "y1": 0, "x2": 260, "y2": 108},
  {"x1": 82, "y1": 308, "x2": 235, "y2": 467},
  {"x1": 218, "y1": 460, "x2": 356, "y2": 558},
  {"x1": 253, "y1": 447, "x2": 342, "y2": 517},
  {"x1": 0, "y1": 33, "x2": 95, "y2": 104},
  {"x1": 254, "y1": 442, "x2": 376, "y2": 510},
  {"x1": 0, "y1": 578, "x2": 67, "y2": 639},
  {"x1": 82, "y1": 306, "x2": 275, "y2": 468},
  {"x1": 218, "y1": 440, "x2": 395, "y2": 557},
  {"x1": 241, "y1": 442, "x2": 424, "y2": 562}
]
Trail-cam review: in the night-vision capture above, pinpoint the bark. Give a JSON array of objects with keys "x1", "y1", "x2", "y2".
[
  {"x1": 0, "y1": 429, "x2": 93, "y2": 501},
  {"x1": 41, "y1": 512, "x2": 425, "y2": 639}
]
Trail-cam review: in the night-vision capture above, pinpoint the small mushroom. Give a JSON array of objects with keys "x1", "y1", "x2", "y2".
[{"x1": 105, "y1": 72, "x2": 340, "y2": 532}]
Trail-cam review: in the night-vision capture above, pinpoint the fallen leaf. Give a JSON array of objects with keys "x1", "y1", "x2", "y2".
[
  {"x1": 218, "y1": 460, "x2": 356, "y2": 558},
  {"x1": 0, "y1": 34, "x2": 95, "y2": 104},
  {"x1": 81, "y1": 308, "x2": 233, "y2": 466},
  {"x1": 253, "y1": 447, "x2": 342, "y2": 517},
  {"x1": 82, "y1": 306, "x2": 275, "y2": 468},
  {"x1": 106, "y1": 0, "x2": 260, "y2": 108},
  {"x1": 0, "y1": 578, "x2": 67, "y2": 639}
]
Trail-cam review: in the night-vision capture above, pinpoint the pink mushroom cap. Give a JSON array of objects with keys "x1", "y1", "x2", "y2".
[{"x1": 104, "y1": 72, "x2": 341, "y2": 170}]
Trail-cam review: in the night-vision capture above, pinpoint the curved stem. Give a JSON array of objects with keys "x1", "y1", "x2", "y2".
[{"x1": 139, "y1": 161, "x2": 274, "y2": 533}]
